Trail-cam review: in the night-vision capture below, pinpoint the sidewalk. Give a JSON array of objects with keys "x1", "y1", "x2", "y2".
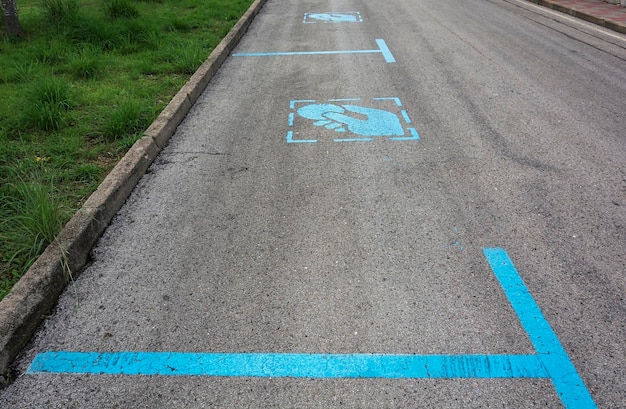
[{"x1": 527, "y1": 0, "x2": 626, "y2": 33}]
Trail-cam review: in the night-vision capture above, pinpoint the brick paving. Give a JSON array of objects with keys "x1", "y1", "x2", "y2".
[{"x1": 528, "y1": 0, "x2": 626, "y2": 33}]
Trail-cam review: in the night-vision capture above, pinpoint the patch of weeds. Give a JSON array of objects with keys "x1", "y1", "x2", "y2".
[
  {"x1": 0, "y1": 176, "x2": 68, "y2": 290},
  {"x1": 34, "y1": 39, "x2": 68, "y2": 66},
  {"x1": 167, "y1": 18, "x2": 193, "y2": 32},
  {"x1": 105, "y1": 0, "x2": 140, "y2": 20},
  {"x1": 0, "y1": 264, "x2": 22, "y2": 302},
  {"x1": 117, "y1": 20, "x2": 161, "y2": 53},
  {"x1": 69, "y1": 163, "x2": 104, "y2": 183},
  {"x1": 166, "y1": 41, "x2": 205, "y2": 74},
  {"x1": 102, "y1": 101, "x2": 149, "y2": 140},
  {"x1": 135, "y1": 57, "x2": 164, "y2": 76},
  {"x1": 65, "y1": 17, "x2": 115, "y2": 49},
  {"x1": 115, "y1": 133, "x2": 143, "y2": 152},
  {"x1": 20, "y1": 76, "x2": 74, "y2": 131},
  {"x1": 41, "y1": 0, "x2": 79, "y2": 26},
  {"x1": 179, "y1": 46, "x2": 205, "y2": 74},
  {"x1": 47, "y1": 132, "x2": 83, "y2": 158},
  {"x1": 140, "y1": 27, "x2": 163, "y2": 50},
  {"x1": 41, "y1": 1, "x2": 118, "y2": 50},
  {"x1": 12, "y1": 62, "x2": 37, "y2": 83},
  {"x1": 66, "y1": 45, "x2": 103, "y2": 80},
  {"x1": 1, "y1": 0, "x2": 256, "y2": 300}
]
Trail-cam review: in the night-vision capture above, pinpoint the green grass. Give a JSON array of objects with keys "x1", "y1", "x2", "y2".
[
  {"x1": 0, "y1": 170, "x2": 68, "y2": 297},
  {"x1": 0, "y1": 0, "x2": 254, "y2": 300},
  {"x1": 20, "y1": 76, "x2": 74, "y2": 131},
  {"x1": 105, "y1": 0, "x2": 140, "y2": 20}
]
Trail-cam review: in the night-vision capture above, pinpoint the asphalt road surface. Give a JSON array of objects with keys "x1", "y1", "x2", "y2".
[{"x1": 2, "y1": 0, "x2": 625, "y2": 407}]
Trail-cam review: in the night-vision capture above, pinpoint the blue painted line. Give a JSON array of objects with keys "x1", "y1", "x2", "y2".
[
  {"x1": 484, "y1": 248, "x2": 597, "y2": 409},
  {"x1": 328, "y1": 98, "x2": 361, "y2": 102},
  {"x1": 232, "y1": 40, "x2": 395, "y2": 63},
  {"x1": 290, "y1": 99, "x2": 316, "y2": 109},
  {"x1": 333, "y1": 138, "x2": 374, "y2": 143},
  {"x1": 389, "y1": 128, "x2": 420, "y2": 141},
  {"x1": 29, "y1": 352, "x2": 547, "y2": 379},
  {"x1": 401, "y1": 110, "x2": 411, "y2": 124},
  {"x1": 373, "y1": 97, "x2": 402, "y2": 107},
  {"x1": 27, "y1": 248, "x2": 596, "y2": 408},
  {"x1": 288, "y1": 113, "x2": 294, "y2": 127},
  {"x1": 376, "y1": 39, "x2": 396, "y2": 63},
  {"x1": 233, "y1": 50, "x2": 378, "y2": 57},
  {"x1": 286, "y1": 131, "x2": 316, "y2": 144}
]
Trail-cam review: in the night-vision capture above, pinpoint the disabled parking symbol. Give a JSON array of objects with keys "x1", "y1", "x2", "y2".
[
  {"x1": 298, "y1": 104, "x2": 404, "y2": 136},
  {"x1": 287, "y1": 98, "x2": 420, "y2": 143},
  {"x1": 303, "y1": 12, "x2": 362, "y2": 24}
]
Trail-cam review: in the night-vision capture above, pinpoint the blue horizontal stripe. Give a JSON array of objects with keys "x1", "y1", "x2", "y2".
[
  {"x1": 328, "y1": 98, "x2": 362, "y2": 102},
  {"x1": 29, "y1": 352, "x2": 547, "y2": 379},
  {"x1": 233, "y1": 40, "x2": 394, "y2": 63},
  {"x1": 290, "y1": 99, "x2": 316, "y2": 109},
  {"x1": 286, "y1": 131, "x2": 316, "y2": 143},
  {"x1": 389, "y1": 128, "x2": 420, "y2": 141},
  {"x1": 232, "y1": 50, "x2": 381, "y2": 57},
  {"x1": 373, "y1": 97, "x2": 402, "y2": 106},
  {"x1": 334, "y1": 138, "x2": 374, "y2": 143}
]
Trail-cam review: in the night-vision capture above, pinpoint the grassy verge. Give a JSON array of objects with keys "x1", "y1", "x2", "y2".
[{"x1": 0, "y1": 0, "x2": 253, "y2": 300}]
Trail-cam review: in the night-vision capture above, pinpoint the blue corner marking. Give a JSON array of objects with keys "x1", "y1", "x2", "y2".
[
  {"x1": 376, "y1": 39, "x2": 396, "y2": 63},
  {"x1": 483, "y1": 248, "x2": 597, "y2": 408},
  {"x1": 290, "y1": 100, "x2": 316, "y2": 109},
  {"x1": 389, "y1": 128, "x2": 420, "y2": 141},
  {"x1": 286, "y1": 130, "x2": 316, "y2": 144},
  {"x1": 28, "y1": 249, "x2": 596, "y2": 408},
  {"x1": 373, "y1": 97, "x2": 402, "y2": 107},
  {"x1": 232, "y1": 39, "x2": 395, "y2": 64}
]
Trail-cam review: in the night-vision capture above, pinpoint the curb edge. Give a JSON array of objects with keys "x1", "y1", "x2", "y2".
[{"x1": 0, "y1": 0, "x2": 269, "y2": 383}]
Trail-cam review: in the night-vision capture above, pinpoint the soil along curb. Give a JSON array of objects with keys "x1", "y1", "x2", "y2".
[{"x1": 0, "y1": 0, "x2": 268, "y2": 383}]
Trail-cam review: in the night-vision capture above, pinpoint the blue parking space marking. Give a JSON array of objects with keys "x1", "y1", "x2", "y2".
[
  {"x1": 286, "y1": 130, "x2": 316, "y2": 144},
  {"x1": 287, "y1": 98, "x2": 420, "y2": 143},
  {"x1": 483, "y1": 248, "x2": 597, "y2": 409},
  {"x1": 373, "y1": 97, "x2": 403, "y2": 106},
  {"x1": 328, "y1": 98, "x2": 362, "y2": 103},
  {"x1": 303, "y1": 12, "x2": 362, "y2": 24},
  {"x1": 290, "y1": 100, "x2": 316, "y2": 109},
  {"x1": 375, "y1": 39, "x2": 396, "y2": 63},
  {"x1": 28, "y1": 248, "x2": 596, "y2": 408},
  {"x1": 29, "y1": 352, "x2": 547, "y2": 379},
  {"x1": 232, "y1": 39, "x2": 396, "y2": 64}
]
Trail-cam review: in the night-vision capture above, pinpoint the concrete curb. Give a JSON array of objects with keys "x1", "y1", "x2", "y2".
[
  {"x1": 0, "y1": 0, "x2": 268, "y2": 383},
  {"x1": 527, "y1": 0, "x2": 626, "y2": 33}
]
